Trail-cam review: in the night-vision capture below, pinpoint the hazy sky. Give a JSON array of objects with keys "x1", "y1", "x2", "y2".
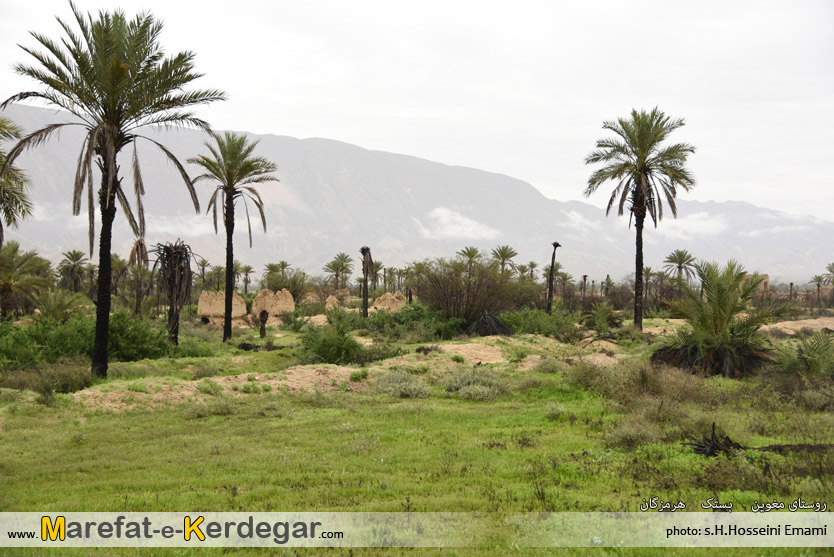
[{"x1": 2, "y1": 0, "x2": 833, "y2": 219}]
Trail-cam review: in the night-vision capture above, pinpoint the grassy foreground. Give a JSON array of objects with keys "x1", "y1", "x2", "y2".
[{"x1": 1, "y1": 322, "x2": 833, "y2": 555}]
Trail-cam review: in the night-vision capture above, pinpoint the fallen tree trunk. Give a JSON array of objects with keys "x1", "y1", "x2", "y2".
[{"x1": 683, "y1": 423, "x2": 834, "y2": 457}]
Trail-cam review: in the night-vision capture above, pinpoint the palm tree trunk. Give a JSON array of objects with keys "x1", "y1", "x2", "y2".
[
  {"x1": 223, "y1": 189, "x2": 235, "y2": 342},
  {"x1": 167, "y1": 302, "x2": 179, "y2": 345},
  {"x1": 92, "y1": 193, "x2": 117, "y2": 379},
  {"x1": 546, "y1": 245, "x2": 557, "y2": 315},
  {"x1": 134, "y1": 270, "x2": 142, "y2": 316},
  {"x1": 0, "y1": 288, "x2": 12, "y2": 317},
  {"x1": 634, "y1": 212, "x2": 645, "y2": 330}
]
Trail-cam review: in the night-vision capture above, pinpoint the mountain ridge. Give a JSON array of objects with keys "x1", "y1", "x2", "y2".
[{"x1": 2, "y1": 103, "x2": 832, "y2": 284}]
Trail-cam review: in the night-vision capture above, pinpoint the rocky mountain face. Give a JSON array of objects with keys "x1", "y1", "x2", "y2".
[{"x1": 3, "y1": 103, "x2": 832, "y2": 284}]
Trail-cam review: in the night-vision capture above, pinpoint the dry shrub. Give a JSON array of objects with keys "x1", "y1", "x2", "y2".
[
  {"x1": 375, "y1": 370, "x2": 431, "y2": 399},
  {"x1": 443, "y1": 368, "x2": 508, "y2": 401},
  {"x1": 564, "y1": 359, "x2": 709, "y2": 405},
  {"x1": 605, "y1": 414, "x2": 662, "y2": 449},
  {"x1": 0, "y1": 360, "x2": 91, "y2": 395}
]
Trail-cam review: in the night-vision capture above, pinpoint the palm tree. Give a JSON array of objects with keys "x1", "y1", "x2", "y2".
[
  {"x1": 491, "y1": 245, "x2": 518, "y2": 273},
  {"x1": 545, "y1": 243, "x2": 561, "y2": 315},
  {"x1": 360, "y1": 246, "x2": 373, "y2": 318},
  {"x1": 152, "y1": 240, "x2": 193, "y2": 344},
  {"x1": 372, "y1": 260, "x2": 383, "y2": 290},
  {"x1": 58, "y1": 250, "x2": 88, "y2": 292},
  {"x1": 811, "y1": 275, "x2": 825, "y2": 306},
  {"x1": 128, "y1": 238, "x2": 149, "y2": 316},
  {"x1": 527, "y1": 261, "x2": 538, "y2": 280},
  {"x1": 196, "y1": 258, "x2": 210, "y2": 290},
  {"x1": 516, "y1": 264, "x2": 530, "y2": 280},
  {"x1": 1, "y1": 4, "x2": 225, "y2": 377},
  {"x1": 188, "y1": 132, "x2": 277, "y2": 341},
  {"x1": 84, "y1": 263, "x2": 97, "y2": 300},
  {"x1": 324, "y1": 252, "x2": 354, "y2": 290},
  {"x1": 0, "y1": 241, "x2": 50, "y2": 316},
  {"x1": 823, "y1": 263, "x2": 834, "y2": 286},
  {"x1": 643, "y1": 266, "x2": 654, "y2": 304},
  {"x1": 0, "y1": 116, "x2": 32, "y2": 248},
  {"x1": 584, "y1": 108, "x2": 696, "y2": 330},
  {"x1": 241, "y1": 264, "x2": 254, "y2": 294},
  {"x1": 663, "y1": 248, "x2": 697, "y2": 297},
  {"x1": 110, "y1": 254, "x2": 128, "y2": 296}
]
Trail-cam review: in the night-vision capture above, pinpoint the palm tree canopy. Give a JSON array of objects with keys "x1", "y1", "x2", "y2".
[
  {"x1": 663, "y1": 248, "x2": 697, "y2": 279},
  {"x1": 824, "y1": 263, "x2": 834, "y2": 285},
  {"x1": 584, "y1": 107, "x2": 695, "y2": 227},
  {"x1": 189, "y1": 132, "x2": 278, "y2": 247},
  {"x1": 456, "y1": 246, "x2": 481, "y2": 263},
  {"x1": 1, "y1": 4, "x2": 226, "y2": 253},
  {"x1": 0, "y1": 116, "x2": 32, "y2": 245}
]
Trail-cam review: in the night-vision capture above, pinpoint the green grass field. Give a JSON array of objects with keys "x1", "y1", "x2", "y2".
[{"x1": 1, "y1": 321, "x2": 833, "y2": 555}]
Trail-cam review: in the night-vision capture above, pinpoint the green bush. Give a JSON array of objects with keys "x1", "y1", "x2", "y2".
[
  {"x1": 280, "y1": 311, "x2": 309, "y2": 333},
  {"x1": 0, "y1": 360, "x2": 91, "y2": 394},
  {"x1": 366, "y1": 303, "x2": 463, "y2": 342},
  {"x1": 579, "y1": 299, "x2": 623, "y2": 335},
  {"x1": 443, "y1": 368, "x2": 507, "y2": 401},
  {"x1": 350, "y1": 368, "x2": 369, "y2": 382},
  {"x1": 107, "y1": 312, "x2": 168, "y2": 361},
  {"x1": 375, "y1": 370, "x2": 431, "y2": 399},
  {"x1": 652, "y1": 261, "x2": 795, "y2": 377},
  {"x1": 300, "y1": 326, "x2": 363, "y2": 365},
  {"x1": 775, "y1": 331, "x2": 834, "y2": 376},
  {"x1": 500, "y1": 308, "x2": 581, "y2": 343}
]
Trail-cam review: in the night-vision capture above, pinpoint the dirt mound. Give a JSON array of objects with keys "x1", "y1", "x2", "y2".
[
  {"x1": 308, "y1": 314, "x2": 328, "y2": 326},
  {"x1": 325, "y1": 295, "x2": 340, "y2": 310},
  {"x1": 197, "y1": 290, "x2": 246, "y2": 319},
  {"x1": 252, "y1": 289, "x2": 295, "y2": 325},
  {"x1": 333, "y1": 288, "x2": 351, "y2": 301},
  {"x1": 578, "y1": 338, "x2": 620, "y2": 352},
  {"x1": 372, "y1": 291, "x2": 407, "y2": 312},
  {"x1": 441, "y1": 343, "x2": 505, "y2": 364},
  {"x1": 762, "y1": 318, "x2": 834, "y2": 335}
]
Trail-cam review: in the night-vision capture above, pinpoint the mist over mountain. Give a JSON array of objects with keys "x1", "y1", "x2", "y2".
[{"x1": 3, "y1": 103, "x2": 832, "y2": 285}]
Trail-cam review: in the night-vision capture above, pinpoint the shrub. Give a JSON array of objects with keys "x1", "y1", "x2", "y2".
[
  {"x1": 579, "y1": 299, "x2": 623, "y2": 335},
  {"x1": 108, "y1": 312, "x2": 169, "y2": 361},
  {"x1": 185, "y1": 397, "x2": 234, "y2": 418},
  {"x1": 350, "y1": 368, "x2": 369, "y2": 382},
  {"x1": 533, "y1": 358, "x2": 561, "y2": 374},
  {"x1": 500, "y1": 308, "x2": 582, "y2": 343},
  {"x1": 774, "y1": 331, "x2": 834, "y2": 376},
  {"x1": 605, "y1": 415, "x2": 662, "y2": 449},
  {"x1": 0, "y1": 360, "x2": 91, "y2": 394},
  {"x1": 300, "y1": 326, "x2": 363, "y2": 365},
  {"x1": 412, "y1": 258, "x2": 514, "y2": 325},
  {"x1": 443, "y1": 368, "x2": 508, "y2": 401},
  {"x1": 197, "y1": 379, "x2": 223, "y2": 396},
  {"x1": 280, "y1": 311, "x2": 309, "y2": 333},
  {"x1": 33, "y1": 289, "x2": 88, "y2": 323},
  {"x1": 367, "y1": 303, "x2": 463, "y2": 342},
  {"x1": 450, "y1": 354, "x2": 465, "y2": 364},
  {"x1": 652, "y1": 261, "x2": 795, "y2": 377},
  {"x1": 375, "y1": 370, "x2": 431, "y2": 399}
]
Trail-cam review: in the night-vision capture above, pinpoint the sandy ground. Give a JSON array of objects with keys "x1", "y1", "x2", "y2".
[
  {"x1": 439, "y1": 343, "x2": 505, "y2": 364},
  {"x1": 762, "y1": 317, "x2": 834, "y2": 335}
]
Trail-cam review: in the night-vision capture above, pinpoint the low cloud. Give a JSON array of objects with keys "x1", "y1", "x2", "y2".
[{"x1": 413, "y1": 207, "x2": 501, "y2": 240}]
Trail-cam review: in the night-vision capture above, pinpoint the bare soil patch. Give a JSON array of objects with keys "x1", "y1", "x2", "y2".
[
  {"x1": 643, "y1": 319, "x2": 686, "y2": 335},
  {"x1": 440, "y1": 343, "x2": 505, "y2": 364},
  {"x1": 762, "y1": 318, "x2": 834, "y2": 335}
]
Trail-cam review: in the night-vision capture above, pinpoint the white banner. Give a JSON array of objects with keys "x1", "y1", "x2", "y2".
[{"x1": 0, "y1": 512, "x2": 832, "y2": 547}]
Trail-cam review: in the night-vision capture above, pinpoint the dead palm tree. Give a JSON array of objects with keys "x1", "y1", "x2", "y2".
[
  {"x1": 546, "y1": 242, "x2": 561, "y2": 314},
  {"x1": 1, "y1": 4, "x2": 224, "y2": 376},
  {"x1": 811, "y1": 275, "x2": 825, "y2": 306},
  {"x1": 584, "y1": 108, "x2": 696, "y2": 329},
  {"x1": 360, "y1": 246, "x2": 373, "y2": 318},
  {"x1": 152, "y1": 240, "x2": 193, "y2": 344},
  {"x1": 188, "y1": 132, "x2": 277, "y2": 341}
]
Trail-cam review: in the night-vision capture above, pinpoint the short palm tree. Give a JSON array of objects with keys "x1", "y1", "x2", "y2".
[
  {"x1": 1, "y1": 4, "x2": 224, "y2": 377},
  {"x1": 0, "y1": 116, "x2": 32, "y2": 248},
  {"x1": 491, "y1": 245, "x2": 518, "y2": 273},
  {"x1": 58, "y1": 250, "x2": 88, "y2": 292},
  {"x1": 584, "y1": 107, "x2": 696, "y2": 330},
  {"x1": 0, "y1": 241, "x2": 50, "y2": 316},
  {"x1": 653, "y1": 261, "x2": 793, "y2": 377},
  {"x1": 188, "y1": 132, "x2": 277, "y2": 341},
  {"x1": 110, "y1": 254, "x2": 128, "y2": 296},
  {"x1": 663, "y1": 248, "x2": 697, "y2": 297},
  {"x1": 152, "y1": 240, "x2": 193, "y2": 344},
  {"x1": 34, "y1": 288, "x2": 86, "y2": 323},
  {"x1": 372, "y1": 260, "x2": 383, "y2": 290}
]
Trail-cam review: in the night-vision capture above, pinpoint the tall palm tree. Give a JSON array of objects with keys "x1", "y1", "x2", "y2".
[
  {"x1": 0, "y1": 241, "x2": 50, "y2": 316},
  {"x1": 325, "y1": 252, "x2": 354, "y2": 290},
  {"x1": 1, "y1": 4, "x2": 224, "y2": 377},
  {"x1": 110, "y1": 254, "x2": 128, "y2": 296},
  {"x1": 188, "y1": 132, "x2": 277, "y2": 341},
  {"x1": 0, "y1": 116, "x2": 32, "y2": 248},
  {"x1": 584, "y1": 108, "x2": 696, "y2": 329},
  {"x1": 516, "y1": 264, "x2": 530, "y2": 280},
  {"x1": 643, "y1": 266, "x2": 654, "y2": 304},
  {"x1": 490, "y1": 245, "x2": 518, "y2": 273},
  {"x1": 196, "y1": 258, "x2": 210, "y2": 290},
  {"x1": 58, "y1": 250, "x2": 88, "y2": 292},
  {"x1": 128, "y1": 238, "x2": 149, "y2": 315},
  {"x1": 527, "y1": 261, "x2": 538, "y2": 280},
  {"x1": 663, "y1": 248, "x2": 697, "y2": 297},
  {"x1": 84, "y1": 263, "x2": 97, "y2": 300},
  {"x1": 241, "y1": 264, "x2": 254, "y2": 294},
  {"x1": 457, "y1": 246, "x2": 481, "y2": 276},
  {"x1": 372, "y1": 260, "x2": 383, "y2": 290},
  {"x1": 545, "y1": 243, "x2": 561, "y2": 314}
]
